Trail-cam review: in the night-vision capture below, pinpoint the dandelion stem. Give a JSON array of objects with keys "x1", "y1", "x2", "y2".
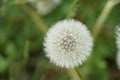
[
  {"x1": 31, "y1": 59, "x2": 41, "y2": 80},
  {"x1": 20, "y1": 4, "x2": 48, "y2": 36},
  {"x1": 92, "y1": 0, "x2": 120, "y2": 40},
  {"x1": 67, "y1": 0, "x2": 79, "y2": 19},
  {"x1": 68, "y1": 67, "x2": 83, "y2": 80},
  {"x1": 75, "y1": 67, "x2": 83, "y2": 80},
  {"x1": 23, "y1": 40, "x2": 29, "y2": 65}
]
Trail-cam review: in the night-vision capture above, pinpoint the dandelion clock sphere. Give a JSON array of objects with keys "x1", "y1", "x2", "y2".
[{"x1": 44, "y1": 19, "x2": 93, "y2": 68}]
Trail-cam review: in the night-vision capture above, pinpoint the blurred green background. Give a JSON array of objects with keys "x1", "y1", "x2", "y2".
[{"x1": 0, "y1": 0, "x2": 120, "y2": 80}]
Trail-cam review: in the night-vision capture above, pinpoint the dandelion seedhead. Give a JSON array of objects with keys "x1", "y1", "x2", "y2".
[
  {"x1": 28, "y1": 0, "x2": 61, "y2": 15},
  {"x1": 44, "y1": 19, "x2": 93, "y2": 68}
]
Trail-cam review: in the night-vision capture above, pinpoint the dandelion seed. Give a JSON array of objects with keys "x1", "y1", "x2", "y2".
[{"x1": 44, "y1": 19, "x2": 93, "y2": 68}]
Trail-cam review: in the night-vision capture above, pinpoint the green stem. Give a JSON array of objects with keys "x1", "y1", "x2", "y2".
[
  {"x1": 23, "y1": 40, "x2": 29, "y2": 65},
  {"x1": 92, "y1": 0, "x2": 120, "y2": 40},
  {"x1": 31, "y1": 59, "x2": 41, "y2": 80},
  {"x1": 20, "y1": 4, "x2": 48, "y2": 36},
  {"x1": 67, "y1": 67, "x2": 82, "y2": 80},
  {"x1": 75, "y1": 67, "x2": 83, "y2": 80},
  {"x1": 67, "y1": 0, "x2": 79, "y2": 19}
]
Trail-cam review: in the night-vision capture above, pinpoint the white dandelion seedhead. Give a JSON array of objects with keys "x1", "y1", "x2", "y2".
[
  {"x1": 35, "y1": 0, "x2": 61, "y2": 15},
  {"x1": 44, "y1": 19, "x2": 93, "y2": 68},
  {"x1": 116, "y1": 26, "x2": 120, "y2": 69}
]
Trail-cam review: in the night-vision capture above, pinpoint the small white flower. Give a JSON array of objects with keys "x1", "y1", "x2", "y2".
[
  {"x1": 35, "y1": 0, "x2": 61, "y2": 15},
  {"x1": 116, "y1": 26, "x2": 120, "y2": 69},
  {"x1": 44, "y1": 19, "x2": 93, "y2": 68}
]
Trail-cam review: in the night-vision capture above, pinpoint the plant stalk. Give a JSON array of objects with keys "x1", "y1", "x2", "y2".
[
  {"x1": 67, "y1": 67, "x2": 83, "y2": 80},
  {"x1": 20, "y1": 4, "x2": 48, "y2": 36},
  {"x1": 92, "y1": 0, "x2": 120, "y2": 39}
]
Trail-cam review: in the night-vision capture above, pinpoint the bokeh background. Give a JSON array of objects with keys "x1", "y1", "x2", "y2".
[{"x1": 0, "y1": 0, "x2": 120, "y2": 80}]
